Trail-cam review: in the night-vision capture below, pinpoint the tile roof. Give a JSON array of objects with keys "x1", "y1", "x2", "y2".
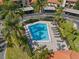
[
  {"x1": 31, "y1": 0, "x2": 36, "y2": 3},
  {"x1": 31, "y1": 0, "x2": 60, "y2": 4},
  {"x1": 64, "y1": 8, "x2": 79, "y2": 15},
  {"x1": 66, "y1": 0, "x2": 78, "y2": 2},
  {"x1": 48, "y1": 0, "x2": 60, "y2": 4},
  {"x1": 0, "y1": 0, "x2": 2, "y2": 3},
  {"x1": 47, "y1": 50, "x2": 79, "y2": 59}
]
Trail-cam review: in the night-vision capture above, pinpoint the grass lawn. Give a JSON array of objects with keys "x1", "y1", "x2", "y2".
[
  {"x1": 74, "y1": 37, "x2": 79, "y2": 52},
  {"x1": 6, "y1": 47, "x2": 32, "y2": 59}
]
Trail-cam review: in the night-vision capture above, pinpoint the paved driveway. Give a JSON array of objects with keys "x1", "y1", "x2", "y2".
[{"x1": 23, "y1": 13, "x2": 79, "y2": 29}]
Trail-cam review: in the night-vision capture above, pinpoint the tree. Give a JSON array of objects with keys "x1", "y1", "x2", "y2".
[
  {"x1": 74, "y1": 0, "x2": 79, "y2": 10},
  {"x1": 54, "y1": 0, "x2": 64, "y2": 22},
  {"x1": 32, "y1": 46, "x2": 49, "y2": 59},
  {"x1": 58, "y1": 20, "x2": 79, "y2": 51},
  {"x1": 74, "y1": 35, "x2": 79, "y2": 51},
  {"x1": 58, "y1": 0, "x2": 63, "y2": 5},
  {"x1": 0, "y1": 0, "x2": 23, "y2": 19},
  {"x1": 33, "y1": 0, "x2": 47, "y2": 13},
  {"x1": 0, "y1": 0, "x2": 24, "y2": 47},
  {"x1": 0, "y1": 0, "x2": 34, "y2": 57},
  {"x1": 54, "y1": 7, "x2": 64, "y2": 21}
]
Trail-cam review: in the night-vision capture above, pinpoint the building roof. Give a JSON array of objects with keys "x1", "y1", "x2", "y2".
[
  {"x1": 47, "y1": 50, "x2": 79, "y2": 59},
  {"x1": 48, "y1": 0, "x2": 60, "y2": 4},
  {"x1": 31, "y1": 0, "x2": 60, "y2": 4},
  {"x1": 64, "y1": 8, "x2": 79, "y2": 15},
  {"x1": 66, "y1": 0, "x2": 78, "y2": 3},
  {"x1": 0, "y1": 0, "x2": 3, "y2": 4},
  {"x1": 44, "y1": 6, "x2": 56, "y2": 10},
  {"x1": 20, "y1": 7, "x2": 34, "y2": 11},
  {"x1": 31, "y1": 0, "x2": 36, "y2": 3}
]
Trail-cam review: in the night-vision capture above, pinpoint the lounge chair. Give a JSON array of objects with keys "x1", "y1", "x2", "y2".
[
  {"x1": 61, "y1": 45, "x2": 66, "y2": 48},
  {"x1": 54, "y1": 32, "x2": 60, "y2": 35},
  {"x1": 54, "y1": 34, "x2": 60, "y2": 36},
  {"x1": 57, "y1": 43, "x2": 62, "y2": 50},
  {"x1": 0, "y1": 39, "x2": 5, "y2": 44},
  {"x1": 57, "y1": 40, "x2": 64, "y2": 42}
]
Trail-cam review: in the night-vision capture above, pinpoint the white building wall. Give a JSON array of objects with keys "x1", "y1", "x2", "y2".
[
  {"x1": 62, "y1": 0, "x2": 66, "y2": 7},
  {"x1": 22, "y1": 0, "x2": 26, "y2": 7}
]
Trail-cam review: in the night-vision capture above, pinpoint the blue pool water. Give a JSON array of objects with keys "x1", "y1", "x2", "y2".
[{"x1": 28, "y1": 23, "x2": 49, "y2": 41}]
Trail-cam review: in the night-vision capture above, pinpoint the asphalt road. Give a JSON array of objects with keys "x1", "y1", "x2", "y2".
[
  {"x1": 63, "y1": 14, "x2": 79, "y2": 29},
  {"x1": 23, "y1": 13, "x2": 79, "y2": 29}
]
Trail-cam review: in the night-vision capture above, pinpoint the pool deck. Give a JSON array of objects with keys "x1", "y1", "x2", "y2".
[
  {"x1": 48, "y1": 22, "x2": 58, "y2": 51},
  {"x1": 47, "y1": 21, "x2": 68, "y2": 51},
  {"x1": 25, "y1": 21, "x2": 68, "y2": 52}
]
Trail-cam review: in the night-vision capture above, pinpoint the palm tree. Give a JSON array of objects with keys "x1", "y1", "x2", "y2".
[
  {"x1": 32, "y1": 46, "x2": 49, "y2": 59},
  {"x1": 0, "y1": 0, "x2": 23, "y2": 19},
  {"x1": 33, "y1": 0, "x2": 47, "y2": 13},
  {"x1": 54, "y1": 7, "x2": 64, "y2": 21},
  {"x1": 54, "y1": 0, "x2": 64, "y2": 22},
  {"x1": 0, "y1": 0, "x2": 24, "y2": 47},
  {"x1": 74, "y1": 0, "x2": 79, "y2": 10}
]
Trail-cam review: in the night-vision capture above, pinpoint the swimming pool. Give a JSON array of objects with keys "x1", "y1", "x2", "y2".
[{"x1": 28, "y1": 23, "x2": 49, "y2": 41}]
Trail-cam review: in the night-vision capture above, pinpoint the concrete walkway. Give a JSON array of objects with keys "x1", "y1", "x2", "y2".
[{"x1": 48, "y1": 21, "x2": 68, "y2": 51}]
